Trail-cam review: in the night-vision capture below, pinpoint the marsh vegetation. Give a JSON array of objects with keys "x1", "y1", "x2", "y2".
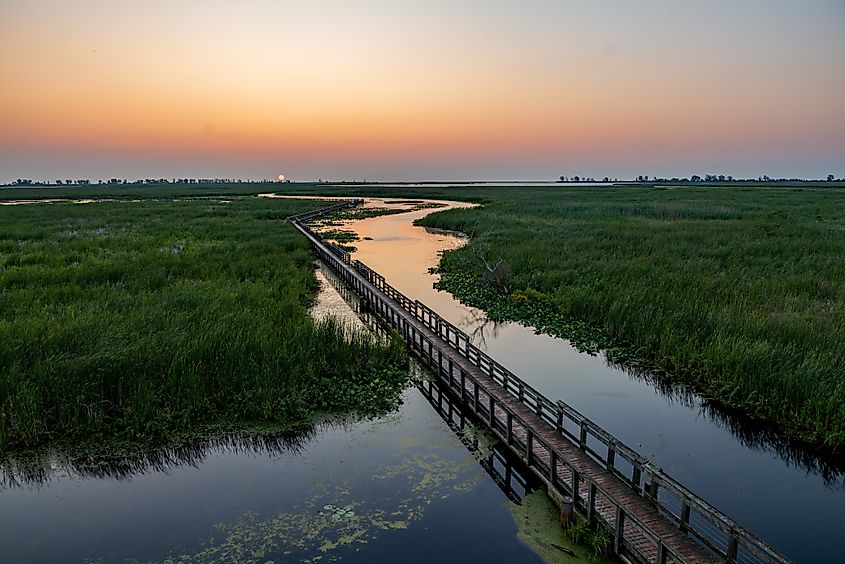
[
  {"x1": 0, "y1": 197, "x2": 407, "y2": 448},
  {"x1": 407, "y1": 183, "x2": 845, "y2": 449}
]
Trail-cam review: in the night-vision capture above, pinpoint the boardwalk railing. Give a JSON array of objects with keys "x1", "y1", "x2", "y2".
[{"x1": 289, "y1": 201, "x2": 789, "y2": 564}]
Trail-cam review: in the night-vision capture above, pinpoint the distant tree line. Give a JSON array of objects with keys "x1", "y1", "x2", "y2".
[
  {"x1": 5, "y1": 178, "x2": 279, "y2": 187},
  {"x1": 558, "y1": 174, "x2": 842, "y2": 183},
  {"x1": 559, "y1": 176, "x2": 618, "y2": 182},
  {"x1": 12, "y1": 179, "x2": 91, "y2": 186}
]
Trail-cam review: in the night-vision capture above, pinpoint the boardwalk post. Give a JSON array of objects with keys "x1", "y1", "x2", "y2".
[
  {"x1": 587, "y1": 482, "x2": 596, "y2": 526},
  {"x1": 645, "y1": 474, "x2": 660, "y2": 501},
  {"x1": 560, "y1": 495, "x2": 575, "y2": 527},
  {"x1": 657, "y1": 540, "x2": 668, "y2": 564},
  {"x1": 489, "y1": 395, "x2": 496, "y2": 428},
  {"x1": 459, "y1": 369, "x2": 466, "y2": 402},
  {"x1": 473, "y1": 380, "x2": 480, "y2": 413},
  {"x1": 727, "y1": 530, "x2": 739, "y2": 564},
  {"x1": 571, "y1": 471, "x2": 580, "y2": 508},
  {"x1": 680, "y1": 498, "x2": 691, "y2": 533},
  {"x1": 526, "y1": 429, "x2": 533, "y2": 463},
  {"x1": 549, "y1": 451, "x2": 557, "y2": 486},
  {"x1": 506, "y1": 412, "x2": 513, "y2": 446},
  {"x1": 579, "y1": 420, "x2": 588, "y2": 450},
  {"x1": 614, "y1": 505, "x2": 626, "y2": 555},
  {"x1": 606, "y1": 443, "x2": 616, "y2": 471}
]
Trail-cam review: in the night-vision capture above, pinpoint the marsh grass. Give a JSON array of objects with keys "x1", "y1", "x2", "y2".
[
  {"x1": 409, "y1": 184, "x2": 845, "y2": 449},
  {"x1": 0, "y1": 198, "x2": 408, "y2": 448},
  {"x1": 7, "y1": 182, "x2": 845, "y2": 450}
]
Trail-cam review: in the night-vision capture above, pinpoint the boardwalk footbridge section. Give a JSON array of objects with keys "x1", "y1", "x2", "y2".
[{"x1": 289, "y1": 201, "x2": 789, "y2": 564}]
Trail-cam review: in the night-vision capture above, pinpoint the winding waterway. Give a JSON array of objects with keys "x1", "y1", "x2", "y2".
[{"x1": 327, "y1": 196, "x2": 845, "y2": 563}]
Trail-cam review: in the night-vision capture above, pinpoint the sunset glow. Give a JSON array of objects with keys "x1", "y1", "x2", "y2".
[{"x1": 1, "y1": 0, "x2": 843, "y2": 181}]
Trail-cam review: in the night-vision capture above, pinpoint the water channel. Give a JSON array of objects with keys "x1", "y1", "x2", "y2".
[{"x1": 321, "y1": 196, "x2": 845, "y2": 563}]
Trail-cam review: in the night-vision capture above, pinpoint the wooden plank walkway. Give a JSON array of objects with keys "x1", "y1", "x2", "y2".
[{"x1": 289, "y1": 201, "x2": 789, "y2": 564}]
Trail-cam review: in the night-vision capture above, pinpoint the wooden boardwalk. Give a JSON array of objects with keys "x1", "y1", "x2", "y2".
[{"x1": 290, "y1": 201, "x2": 789, "y2": 564}]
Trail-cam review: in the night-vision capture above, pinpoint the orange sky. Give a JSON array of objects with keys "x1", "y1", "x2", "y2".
[{"x1": 2, "y1": 0, "x2": 844, "y2": 181}]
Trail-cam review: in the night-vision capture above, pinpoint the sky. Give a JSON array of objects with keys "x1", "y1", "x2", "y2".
[{"x1": 1, "y1": 0, "x2": 843, "y2": 182}]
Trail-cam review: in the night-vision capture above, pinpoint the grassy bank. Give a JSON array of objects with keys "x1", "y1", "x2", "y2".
[
  {"x1": 407, "y1": 184, "x2": 845, "y2": 449},
  {"x1": 0, "y1": 197, "x2": 407, "y2": 448}
]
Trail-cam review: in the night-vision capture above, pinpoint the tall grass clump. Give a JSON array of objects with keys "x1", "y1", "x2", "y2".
[{"x1": 0, "y1": 198, "x2": 408, "y2": 448}]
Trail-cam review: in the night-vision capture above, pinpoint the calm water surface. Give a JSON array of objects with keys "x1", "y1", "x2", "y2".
[
  {"x1": 337, "y1": 197, "x2": 845, "y2": 563},
  {"x1": 0, "y1": 387, "x2": 552, "y2": 562}
]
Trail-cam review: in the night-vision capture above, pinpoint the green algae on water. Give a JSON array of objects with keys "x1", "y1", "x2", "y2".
[
  {"x1": 165, "y1": 451, "x2": 480, "y2": 563},
  {"x1": 508, "y1": 489, "x2": 617, "y2": 563}
]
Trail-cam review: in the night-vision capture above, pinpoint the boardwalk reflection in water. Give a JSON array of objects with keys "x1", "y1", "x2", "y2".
[
  {"x1": 318, "y1": 258, "x2": 540, "y2": 504},
  {"x1": 417, "y1": 378, "x2": 536, "y2": 504}
]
